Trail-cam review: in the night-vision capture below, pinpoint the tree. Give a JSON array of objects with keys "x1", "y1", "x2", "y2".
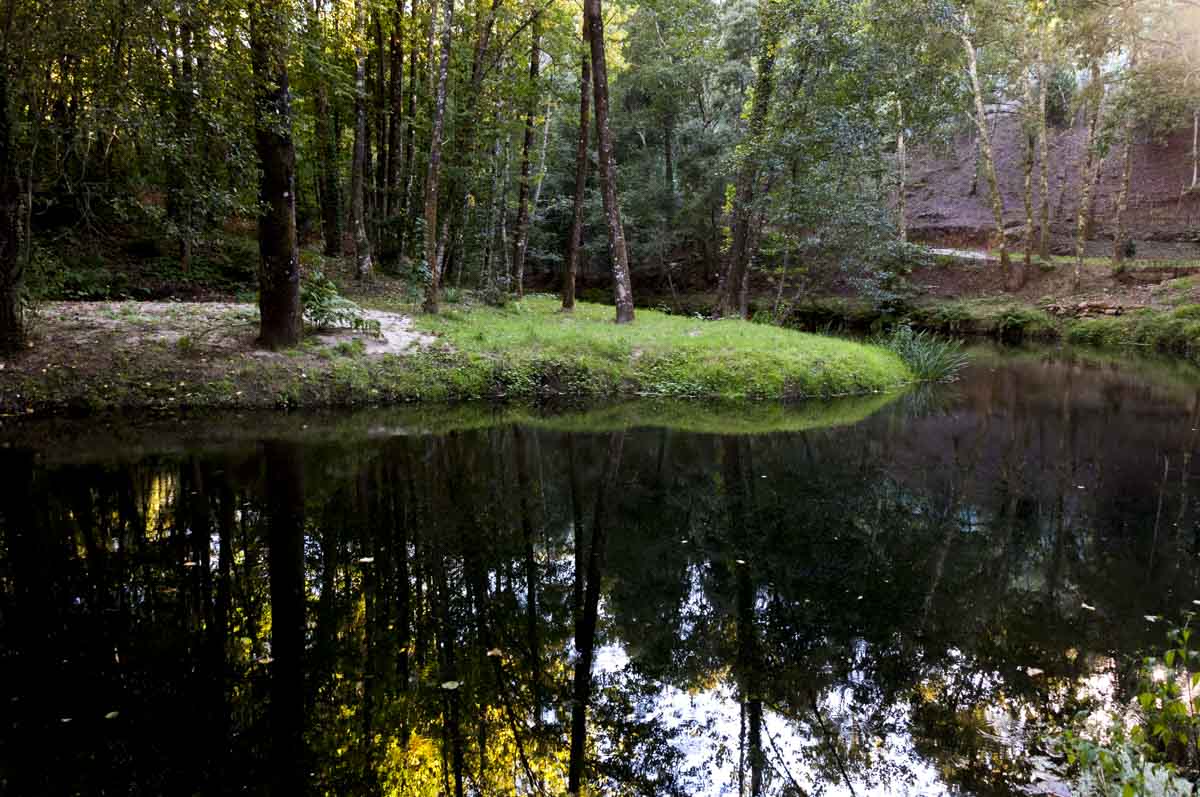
[
  {"x1": 422, "y1": 0, "x2": 453, "y2": 314},
  {"x1": 562, "y1": 16, "x2": 591, "y2": 312},
  {"x1": 351, "y1": 0, "x2": 375, "y2": 280},
  {"x1": 960, "y1": 10, "x2": 1012, "y2": 279},
  {"x1": 585, "y1": 0, "x2": 635, "y2": 323},
  {"x1": 0, "y1": 19, "x2": 23, "y2": 355},
  {"x1": 511, "y1": 13, "x2": 541, "y2": 299},
  {"x1": 250, "y1": 0, "x2": 302, "y2": 348},
  {"x1": 716, "y1": 0, "x2": 779, "y2": 319}
]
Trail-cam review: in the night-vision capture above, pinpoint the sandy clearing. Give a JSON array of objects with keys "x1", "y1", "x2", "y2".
[{"x1": 33, "y1": 301, "x2": 434, "y2": 356}]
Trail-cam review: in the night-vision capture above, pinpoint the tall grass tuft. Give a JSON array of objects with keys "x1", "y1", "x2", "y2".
[{"x1": 876, "y1": 325, "x2": 969, "y2": 382}]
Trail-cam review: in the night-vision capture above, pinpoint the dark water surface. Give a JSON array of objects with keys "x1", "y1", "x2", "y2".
[{"x1": 3, "y1": 346, "x2": 1200, "y2": 796}]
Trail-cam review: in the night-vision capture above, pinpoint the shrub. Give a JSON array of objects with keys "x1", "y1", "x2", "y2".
[
  {"x1": 874, "y1": 324, "x2": 969, "y2": 382},
  {"x1": 301, "y1": 270, "x2": 382, "y2": 337}
]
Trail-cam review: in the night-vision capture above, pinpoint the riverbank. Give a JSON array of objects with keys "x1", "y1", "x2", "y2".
[
  {"x1": 0, "y1": 295, "x2": 911, "y2": 415},
  {"x1": 744, "y1": 251, "x2": 1200, "y2": 357}
]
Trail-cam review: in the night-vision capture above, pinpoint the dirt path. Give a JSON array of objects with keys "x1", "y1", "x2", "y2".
[{"x1": 29, "y1": 301, "x2": 434, "y2": 358}]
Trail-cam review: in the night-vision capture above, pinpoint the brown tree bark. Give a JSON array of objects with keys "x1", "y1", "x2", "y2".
[
  {"x1": 0, "y1": 57, "x2": 25, "y2": 355},
  {"x1": 717, "y1": 4, "x2": 778, "y2": 319},
  {"x1": 562, "y1": 17, "x2": 591, "y2": 313},
  {"x1": 250, "y1": 0, "x2": 302, "y2": 348},
  {"x1": 421, "y1": 0, "x2": 452, "y2": 313},
  {"x1": 351, "y1": 0, "x2": 375, "y2": 280},
  {"x1": 511, "y1": 15, "x2": 541, "y2": 299},
  {"x1": 961, "y1": 19, "x2": 1011, "y2": 278},
  {"x1": 585, "y1": 0, "x2": 635, "y2": 323}
]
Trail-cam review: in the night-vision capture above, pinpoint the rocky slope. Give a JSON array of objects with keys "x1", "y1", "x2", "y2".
[{"x1": 906, "y1": 112, "x2": 1200, "y2": 255}]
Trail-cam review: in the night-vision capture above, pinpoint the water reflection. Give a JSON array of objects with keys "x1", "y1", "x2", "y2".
[{"x1": 2, "y1": 348, "x2": 1199, "y2": 795}]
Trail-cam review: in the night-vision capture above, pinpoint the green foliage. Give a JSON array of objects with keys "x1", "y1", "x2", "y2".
[
  {"x1": 874, "y1": 324, "x2": 969, "y2": 382},
  {"x1": 1056, "y1": 623, "x2": 1200, "y2": 796},
  {"x1": 301, "y1": 270, "x2": 382, "y2": 337}
]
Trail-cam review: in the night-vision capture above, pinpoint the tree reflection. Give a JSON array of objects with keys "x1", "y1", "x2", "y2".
[{"x1": 2, "y1": 364, "x2": 1199, "y2": 794}]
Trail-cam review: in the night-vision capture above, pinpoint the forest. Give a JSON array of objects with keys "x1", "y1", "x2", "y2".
[{"x1": 0, "y1": 0, "x2": 1197, "y2": 352}]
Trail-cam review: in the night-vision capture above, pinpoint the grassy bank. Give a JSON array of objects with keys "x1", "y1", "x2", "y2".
[
  {"x1": 0, "y1": 295, "x2": 912, "y2": 415},
  {"x1": 785, "y1": 293, "x2": 1200, "y2": 359}
]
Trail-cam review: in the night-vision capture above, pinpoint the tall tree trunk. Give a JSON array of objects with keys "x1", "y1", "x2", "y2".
[
  {"x1": 1192, "y1": 109, "x2": 1198, "y2": 191},
  {"x1": 310, "y1": 0, "x2": 342, "y2": 257},
  {"x1": 250, "y1": 0, "x2": 302, "y2": 349},
  {"x1": 961, "y1": 20, "x2": 1011, "y2": 278},
  {"x1": 373, "y1": 12, "x2": 388, "y2": 225},
  {"x1": 386, "y1": 0, "x2": 405, "y2": 259},
  {"x1": 438, "y1": 0, "x2": 504, "y2": 291},
  {"x1": 266, "y1": 442, "x2": 306, "y2": 794},
  {"x1": 585, "y1": 0, "x2": 635, "y2": 323},
  {"x1": 351, "y1": 0, "x2": 374, "y2": 280},
  {"x1": 1037, "y1": 30, "x2": 1051, "y2": 259},
  {"x1": 0, "y1": 58, "x2": 25, "y2": 355},
  {"x1": 1019, "y1": 70, "x2": 1036, "y2": 287},
  {"x1": 1113, "y1": 31, "x2": 1137, "y2": 267},
  {"x1": 568, "y1": 430, "x2": 625, "y2": 794},
  {"x1": 1074, "y1": 61, "x2": 1105, "y2": 289},
  {"x1": 400, "y1": 0, "x2": 419, "y2": 259},
  {"x1": 896, "y1": 102, "x2": 907, "y2": 242},
  {"x1": 421, "y1": 0, "x2": 452, "y2": 313},
  {"x1": 562, "y1": 19, "x2": 591, "y2": 313},
  {"x1": 717, "y1": 3, "x2": 778, "y2": 319},
  {"x1": 172, "y1": 9, "x2": 196, "y2": 272},
  {"x1": 511, "y1": 15, "x2": 541, "y2": 299}
]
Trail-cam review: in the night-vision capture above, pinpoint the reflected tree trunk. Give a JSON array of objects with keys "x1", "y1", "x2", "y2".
[
  {"x1": 265, "y1": 441, "x2": 306, "y2": 795},
  {"x1": 568, "y1": 430, "x2": 625, "y2": 794}
]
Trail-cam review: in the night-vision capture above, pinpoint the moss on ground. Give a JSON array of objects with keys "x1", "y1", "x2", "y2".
[
  {"x1": 393, "y1": 295, "x2": 911, "y2": 400},
  {"x1": 0, "y1": 296, "x2": 912, "y2": 416}
]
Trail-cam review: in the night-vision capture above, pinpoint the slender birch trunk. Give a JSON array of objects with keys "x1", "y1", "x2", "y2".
[
  {"x1": 1074, "y1": 61, "x2": 1105, "y2": 289},
  {"x1": 563, "y1": 18, "x2": 591, "y2": 312},
  {"x1": 897, "y1": 101, "x2": 907, "y2": 242},
  {"x1": 421, "y1": 0, "x2": 452, "y2": 313},
  {"x1": 351, "y1": 0, "x2": 374, "y2": 280},
  {"x1": 511, "y1": 15, "x2": 541, "y2": 299},
  {"x1": 961, "y1": 17, "x2": 1010, "y2": 276},
  {"x1": 1037, "y1": 26, "x2": 1051, "y2": 259}
]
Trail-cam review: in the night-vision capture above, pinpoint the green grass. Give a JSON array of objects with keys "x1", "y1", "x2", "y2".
[{"x1": 400, "y1": 295, "x2": 912, "y2": 399}]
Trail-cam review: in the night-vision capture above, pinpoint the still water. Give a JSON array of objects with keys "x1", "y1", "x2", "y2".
[{"x1": 2, "y1": 346, "x2": 1199, "y2": 796}]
